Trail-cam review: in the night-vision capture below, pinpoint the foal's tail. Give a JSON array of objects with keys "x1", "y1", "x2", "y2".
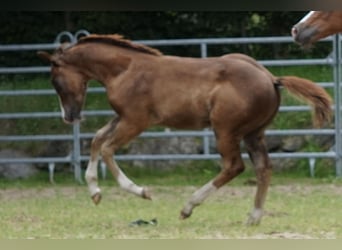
[{"x1": 276, "y1": 76, "x2": 333, "y2": 127}]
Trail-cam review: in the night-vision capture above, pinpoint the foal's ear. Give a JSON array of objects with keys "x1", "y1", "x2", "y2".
[{"x1": 37, "y1": 51, "x2": 52, "y2": 63}]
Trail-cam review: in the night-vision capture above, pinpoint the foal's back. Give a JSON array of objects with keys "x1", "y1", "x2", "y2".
[{"x1": 135, "y1": 54, "x2": 280, "y2": 132}]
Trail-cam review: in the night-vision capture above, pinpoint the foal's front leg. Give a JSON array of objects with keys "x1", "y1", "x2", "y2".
[
  {"x1": 85, "y1": 118, "x2": 118, "y2": 204},
  {"x1": 85, "y1": 117, "x2": 151, "y2": 205},
  {"x1": 101, "y1": 119, "x2": 151, "y2": 200}
]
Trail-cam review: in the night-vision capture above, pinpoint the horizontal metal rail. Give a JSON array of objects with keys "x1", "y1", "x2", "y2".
[
  {"x1": 0, "y1": 83, "x2": 334, "y2": 96},
  {"x1": 0, "y1": 36, "x2": 333, "y2": 51},
  {"x1": 0, "y1": 66, "x2": 50, "y2": 74},
  {"x1": 0, "y1": 110, "x2": 114, "y2": 119},
  {"x1": 111, "y1": 152, "x2": 338, "y2": 160},
  {"x1": 0, "y1": 156, "x2": 71, "y2": 164},
  {"x1": 0, "y1": 87, "x2": 106, "y2": 96},
  {"x1": 0, "y1": 35, "x2": 334, "y2": 74},
  {"x1": 260, "y1": 58, "x2": 333, "y2": 66},
  {"x1": 0, "y1": 59, "x2": 334, "y2": 74},
  {"x1": 0, "y1": 129, "x2": 336, "y2": 142},
  {"x1": 0, "y1": 43, "x2": 58, "y2": 51},
  {"x1": 0, "y1": 104, "x2": 335, "y2": 119},
  {"x1": 0, "y1": 151, "x2": 336, "y2": 165},
  {"x1": 136, "y1": 36, "x2": 333, "y2": 46}
]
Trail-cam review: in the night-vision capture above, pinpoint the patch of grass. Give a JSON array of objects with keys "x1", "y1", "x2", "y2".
[
  {"x1": 0, "y1": 181, "x2": 341, "y2": 239},
  {"x1": 1, "y1": 160, "x2": 340, "y2": 190},
  {"x1": 1, "y1": 158, "x2": 341, "y2": 239}
]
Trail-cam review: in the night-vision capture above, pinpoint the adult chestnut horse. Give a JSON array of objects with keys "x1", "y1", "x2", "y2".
[
  {"x1": 292, "y1": 11, "x2": 342, "y2": 46},
  {"x1": 38, "y1": 34, "x2": 332, "y2": 225}
]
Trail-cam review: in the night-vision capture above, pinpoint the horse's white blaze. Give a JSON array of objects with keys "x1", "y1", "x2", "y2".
[
  {"x1": 85, "y1": 160, "x2": 101, "y2": 196},
  {"x1": 299, "y1": 11, "x2": 315, "y2": 23},
  {"x1": 117, "y1": 168, "x2": 144, "y2": 196},
  {"x1": 182, "y1": 180, "x2": 217, "y2": 214}
]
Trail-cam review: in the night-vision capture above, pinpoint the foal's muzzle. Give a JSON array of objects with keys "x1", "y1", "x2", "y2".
[
  {"x1": 63, "y1": 113, "x2": 82, "y2": 124},
  {"x1": 62, "y1": 106, "x2": 83, "y2": 124}
]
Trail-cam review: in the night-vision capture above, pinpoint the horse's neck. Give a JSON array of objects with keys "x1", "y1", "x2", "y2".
[{"x1": 69, "y1": 45, "x2": 133, "y2": 83}]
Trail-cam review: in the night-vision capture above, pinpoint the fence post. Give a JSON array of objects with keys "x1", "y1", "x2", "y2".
[
  {"x1": 200, "y1": 43, "x2": 210, "y2": 155},
  {"x1": 333, "y1": 34, "x2": 342, "y2": 177},
  {"x1": 72, "y1": 123, "x2": 83, "y2": 183},
  {"x1": 60, "y1": 30, "x2": 88, "y2": 184}
]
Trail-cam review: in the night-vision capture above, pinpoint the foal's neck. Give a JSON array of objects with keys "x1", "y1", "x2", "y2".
[{"x1": 69, "y1": 44, "x2": 134, "y2": 84}]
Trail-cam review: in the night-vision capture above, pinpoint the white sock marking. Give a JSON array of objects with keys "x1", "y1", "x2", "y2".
[
  {"x1": 182, "y1": 180, "x2": 217, "y2": 215},
  {"x1": 250, "y1": 208, "x2": 263, "y2": 219},
  {"x1": 247, "y1": 208, "x2": 264, "y2": 225},
  {"x1": 191, "y1": 181, "x2": 217, "y2": 205},
  {"x1": 117, "y1": 169, "x2": 144, "y2": 196},
  {"x1": 85, "y1": 160, "x2": 101, "y2": 196}
]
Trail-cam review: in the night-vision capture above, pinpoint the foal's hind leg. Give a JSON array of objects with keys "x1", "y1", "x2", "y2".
[
  {"x1": 180, "y1": 133, "x2": 245, "y2": 219},
  {"x1": 244, "y1": 132, "x2": 272, "y2": 225}
]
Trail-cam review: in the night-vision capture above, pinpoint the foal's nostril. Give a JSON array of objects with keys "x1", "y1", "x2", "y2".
[{"x1": 291, "y1": 27, "x2": 298, "y2": 37}]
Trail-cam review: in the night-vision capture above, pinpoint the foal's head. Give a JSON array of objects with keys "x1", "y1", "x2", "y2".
[
  {"x1": 38, "y1": 44, "x2": 89, "y2": 124},
  {"x1": 292, "y1": 11, "x2": 342, "y2": 46}
]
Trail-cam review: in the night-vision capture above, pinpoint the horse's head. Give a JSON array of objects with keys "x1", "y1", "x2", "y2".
[
  {"x1": 38, "y1": 44, "x2": 89, "y2": 124},
  {"x1": 291, "y1": 11, "x2": 342, "y2": 47}
]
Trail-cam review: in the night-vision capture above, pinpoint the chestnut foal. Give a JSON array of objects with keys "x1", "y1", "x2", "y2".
[{"x1": 38, "y1": 34, "x2": 332, "y2": 225}]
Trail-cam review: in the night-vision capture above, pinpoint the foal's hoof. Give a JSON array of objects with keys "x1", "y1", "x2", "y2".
[
  {"x1": 91, "y1": 192, "x2": 102, "y2": 205},
  {"x1": 179, "y1": 210, "x2": 191, "y2": 220},
  {"x1": 245, "y1": 215, "x2": 262, "y2": 226},
  {"x1": 142, "y1": 188, "x2": 152, "y2": 200},
  {"x1": 246, "y1": 209, "x2": 263, "y2": 226}
]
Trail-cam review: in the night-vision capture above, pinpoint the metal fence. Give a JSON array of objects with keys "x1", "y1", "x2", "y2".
[{"x1": 0, "y1": 30, "x2": 341, "y2": 182}]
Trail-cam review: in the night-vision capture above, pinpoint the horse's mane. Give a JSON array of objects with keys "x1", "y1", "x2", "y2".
[{"x1": 76, "y1": 34, "x2": 162, "y2": 56}]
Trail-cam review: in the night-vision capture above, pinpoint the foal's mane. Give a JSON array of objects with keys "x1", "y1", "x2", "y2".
[{"x1": 76, "y1": 34, "x2": 162, "y2": 56}]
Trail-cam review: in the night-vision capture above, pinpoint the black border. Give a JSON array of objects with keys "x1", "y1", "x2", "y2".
[
  {"x1": 1, "y1": 0, "x2": 342, "y2": 11},
  {"x1": 1, "y1": 1, "x2": 342, "y2": 249}
]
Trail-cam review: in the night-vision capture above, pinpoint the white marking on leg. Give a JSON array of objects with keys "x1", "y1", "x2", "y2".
[
  {"x1": 85, "y1": 160, "x2": 101, "y2": 196},
  {"x1": 117, "y1": 168, "x2": 144, "y2": 196},
  {"x1": 247, "y1": 208, "x2": 264, "y2": 225},
  {"x1": 182, "y1": 180, "x2": 218, "y2": 216},
  {"x1": 298, "y1": 11, "x2": 314, "y2": 23},
  {"x1": 96, "y1": 125, "x2": 108, "y2": 137}
]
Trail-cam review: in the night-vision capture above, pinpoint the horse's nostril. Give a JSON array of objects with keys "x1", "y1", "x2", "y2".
[{"x1": 291, "y1": 27, "x2": 298, "y2": 37}]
